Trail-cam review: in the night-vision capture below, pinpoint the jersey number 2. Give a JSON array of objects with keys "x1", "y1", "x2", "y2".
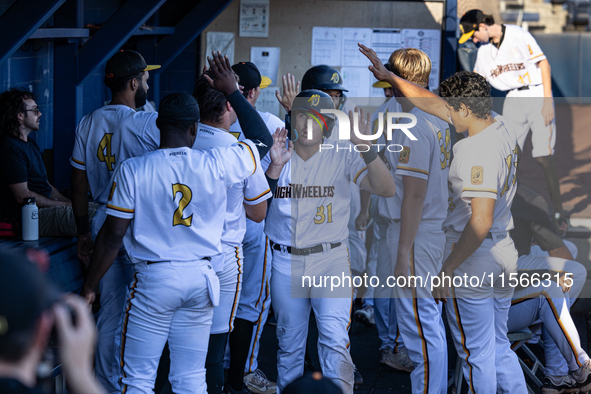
[
  {"x1": 314, "y1": 203, "x2": 333, "y2": 224},
  {"x1": 97, "y1": 133, "x2": 116, "y2": 171},
  {"x1": 172, "y1": 183, "x2": 193, "y2": 227}
]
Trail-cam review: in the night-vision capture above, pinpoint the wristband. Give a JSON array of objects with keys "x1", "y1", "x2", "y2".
[
  {"x1": 75, "y1": 214, "x2": 90, "y2": 235},
  {"x1": 361, "y1": 147, "x2": 378, "y2": 164}
]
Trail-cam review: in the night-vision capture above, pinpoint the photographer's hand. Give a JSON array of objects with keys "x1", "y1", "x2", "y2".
[{"x1": 54, "y1": 294, "x2": 106, "y2": 394}]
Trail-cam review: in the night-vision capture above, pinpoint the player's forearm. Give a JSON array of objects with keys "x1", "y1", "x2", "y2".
[
  {"x1": 539, "y1": 59, "x2": 552, "y2": 98},
  {"x1": 548, "y1": 243, "x2": 573, "y2": 260},
  {"x1": 50, "y1": 185, "x2": 71, "y2": 203},
  {"x1": 226, "y1": 91, "x2": 273, "y2": 158},
  {"x1": 364, "y1": 159, "x2": 395, "y2": 197},
  {"x1": 17, "y1": 189, "x2": 70, "y2": 208},
  {"x1": 359, "y1": 189, "x2": 372, "y2": 216},
  {"x1": 71, "y1": 169, "x2": 91, "y2": 234},
  {"x1": 398, "y1": 197, "x2": 424, "y2": 260},
  {"x1": 383, "y1": 72, "x2": 447, "y2": 117},
  {"x1": 440, "y1": 215, "x2": 492, "y2": 275},
  {"x1": 82, "y1": 228, "x2": 122, "y2": 292}
]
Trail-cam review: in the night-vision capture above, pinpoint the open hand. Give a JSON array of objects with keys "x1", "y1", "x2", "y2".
[
  {"x1": 432, "y1": 271, "x2": 450, "y2": 304},
  {"x1": 358, "y1": 43, "x2": 394, "y2": 84},
  {"x1": 541, "y1": 98, "x2": 555, "y2": 126},
  {"x1": 203, "y1": 51, "x2": 240, "y2": 96},
  {"x1": 275, "y1": 74, "x2": 300, "y2": 112},
  {"x1": 348, "y1": 107, "x2": 372, "y2": 146}
]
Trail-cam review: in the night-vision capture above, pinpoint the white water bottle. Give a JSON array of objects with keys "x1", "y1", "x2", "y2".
[{"x1": 22, "y1": 197, "x2": 39, "y2": 241}]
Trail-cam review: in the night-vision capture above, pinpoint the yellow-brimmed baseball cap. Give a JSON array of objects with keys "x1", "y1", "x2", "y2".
[
  {"x1": 105, "y1": 50, "x2": 160, "y2": 79},
  {"x1": 260, "y1": 75, "x2": 272, "y2": 89},
  {"x1": 232, "y1": 62, "x2": 272, "y2": 90},
  {"x1": 372, "y1": 81, "x2": 392, "y2": 88},
  {"x1": 459, "y1": 9, "x2": 486, "y2": 44}
]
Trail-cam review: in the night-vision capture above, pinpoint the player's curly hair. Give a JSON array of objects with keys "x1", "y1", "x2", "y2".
[
  {"x1": 439, "y1": 71, "x2": 492, "y2": 119},
  {"x1": 193, "y1": 70, "x2": 234, "y2": 124},
  {"x1": 0, "y1": 88, "x2": 35, "y2": 139},
  {"x1": 103, "y1": 71, "x2": 144, "y2": 94}
]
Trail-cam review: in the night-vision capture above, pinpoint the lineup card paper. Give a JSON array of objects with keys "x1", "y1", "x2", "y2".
[{"x1": 311, "y1": 27, "x2": 342, "y2": 67}]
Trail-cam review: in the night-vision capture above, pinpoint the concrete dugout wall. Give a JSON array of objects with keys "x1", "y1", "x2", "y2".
[{"x1": 201, "y1": 0, "x2": 443, "y2": 86}]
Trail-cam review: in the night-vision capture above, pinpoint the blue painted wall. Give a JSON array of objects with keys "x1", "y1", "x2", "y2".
[{"x1": 0, "y1": 0, "x2": 199, "y2": 187}]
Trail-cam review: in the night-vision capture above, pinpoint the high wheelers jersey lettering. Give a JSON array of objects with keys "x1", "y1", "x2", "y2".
[{"x1": 274, "y1": 184, "x2": 335, "y2": 199}]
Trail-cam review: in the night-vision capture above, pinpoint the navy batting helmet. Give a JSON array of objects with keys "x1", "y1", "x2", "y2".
[
  {"x1": 302, "y1": 65, "x2": 348, "y2": 92},
  {"x1": 286, "y1": 89, "x2": 336, "y2": 141}
]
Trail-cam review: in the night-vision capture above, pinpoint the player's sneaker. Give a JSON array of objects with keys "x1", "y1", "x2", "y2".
[
  {"x1": 573, "y1": 360, "x2": 591, "y2": 393},
  {"x1": 244, "y1": 369, "x2": 277, "y2": 394},
  {"x1": 380, "y1": 347, "x2": 414, "y2": 373},
  {"x1": 354, "y1": 369, "x2": 364, "y2": 389},
  {"x1": 541, "y1": 375, "x2": 580, "y2": 393},
  {"x1": 354, "y1": 304, "x2": 375, "y2": 327}
]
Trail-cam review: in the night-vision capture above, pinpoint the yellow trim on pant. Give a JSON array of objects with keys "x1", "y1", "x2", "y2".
[
  {"x1": 228, "y1": 247, "x2": 243, "y2": 332},
  {"x1": 451, "y1": 286, "x2": 476, "y2": 394},
  {"x1": 120, "y1": 272, "x2": 139, "y2": 394},
  {"x1": 248, "y1": 279, "x2": 270, "y2": 373}
]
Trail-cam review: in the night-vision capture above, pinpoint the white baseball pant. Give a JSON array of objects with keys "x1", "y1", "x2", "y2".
[
  {"x1": 271, "y1": 243, "x2": 355, "y2": 394},
  {"x1": 503, "y1": 85, "x2": 556, "y2": 158},
  {"x1": 115, "y1": 260, "x2": 219, "y2": 394},
  {"x1": 211, "y1": 244, "x2": 244, "y2": 334},
  {"x1": 91, "y1": 205, "x2": 135, "y2": 394},
  {"x1": 444, "y1": 235, "x2": 527, "y2": 394},
  {"x1": 388, "y1": 219, "x2": 447, "y2": 394}
]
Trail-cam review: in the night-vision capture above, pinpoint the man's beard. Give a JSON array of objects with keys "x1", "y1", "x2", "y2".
[{"x1": 135, "y1": 85, "x2": 147, "y2": 108}]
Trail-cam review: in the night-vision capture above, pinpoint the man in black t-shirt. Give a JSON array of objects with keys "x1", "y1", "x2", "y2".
[{"x1": 0, "y1": 88, "x2": 95, "y2": 237}]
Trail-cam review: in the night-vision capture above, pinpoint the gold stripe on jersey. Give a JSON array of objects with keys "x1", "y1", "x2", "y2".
[
  {"x1": 397, "y1": 165, "x2": 429, "y2": 176},
  {"x1": 531, "y1": 53, "x2": 544, "y2": 60},
  {"x1": 120, "y1": 273, "x2": 139, "y2": 393},
  {"x1": 71, "y1": 157, "x2": 85, "y2": 166},
  {"x1": 461, "y1": 188, "x2": 497, "y2": 194},
  {"x1": 238, "y1": 141, "x2": 257, "y2": 175},
  {"x1": 107, "y1": 204, "x2": 134, "y2": 213},
  {"x1": 245, "y1": 188, "x2": 271, "y2": 202},
  {"x1": 353, "y1": 167, "x2": 367, "y2": 184}
]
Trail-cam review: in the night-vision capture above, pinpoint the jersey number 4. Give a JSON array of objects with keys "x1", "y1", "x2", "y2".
[
  {"x1": 173, "y1": 183, "x2": 193, "y2": 227},
  {"x1": 97, "y1": 133, "x2": 116, "y2": 171},
  {"x1": 314, "y1": 203, "x2": 333, "y2": 224}
]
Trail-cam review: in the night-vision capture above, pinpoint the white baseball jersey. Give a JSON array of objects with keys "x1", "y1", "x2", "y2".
[
  {"x1": 265, "y1": 141, "x2": 368, "y2": 248},
  {"x1": 70, "y1": 105, "x2": 159, "y2": 203},
  {"x1": 193, "y1": 123, "x2": 271, "y2": 247},
  {"x1": 473, "y1": 24, "x2": 546, "y2": 92},
  {"x1": 442, "y1": 115, "x2": 519, "y2": 234},
  {"x1": 379, "y1": 107, "x2": 451, "y2": 221},
  {"x1": 370, "y1": 97, "x2": 403, "y2": 138},
  {"x1": 230, "y1": 110, "x2": 284, "y2": 170},
  {"x1": 105, "y1": 140, "x2": 261, "y2": 264}
]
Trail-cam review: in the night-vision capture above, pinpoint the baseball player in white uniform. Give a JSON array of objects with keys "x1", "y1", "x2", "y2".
[
  {"x1": 366, "y1": 65, "x2": 411, "y2": 373},
  {"x1": 192, "y1": 69, "x2": 271, "y2": 394},
  {"x1": 223, "y1": 61, "x2": 283, "y2": 394},
  {"x1": 460, "y1": 9, "x2": 567, "y2": 234},
  {"x1": 73, "y1": 49, "x2": 160, "y2": 393},
  {"x1": 265, "y1": 89, "x2": 395, "y2": 394},
  {"x1": 378, "y1": 48, "x2": 450, "y2": 394},
  {"x1": 81, "y1": 90, "x2": 261, "y2": 394},
  {"x1": 360, "y1": 43, "x2": 527, "y2": 393}
]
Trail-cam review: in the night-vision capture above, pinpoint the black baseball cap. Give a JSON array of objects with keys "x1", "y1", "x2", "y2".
[
  {"x1": 283, "y1": 372, "x2": 343, "y2": 394},
  {"x1": 0, "y1": 248, "x2": 62, "y2": 341},
  {"x1": 459, "y1": 9, "x2": 487, "y2": 44},
  {"x1": 232, "y1": 62, "x2": 272, "y2": 90},
  {"x1": 105, "y1": 50, "x2": 161, "y2": 79},
  {"x1": 158, "y1": 92, "x2": 200, "y2": 124}
]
